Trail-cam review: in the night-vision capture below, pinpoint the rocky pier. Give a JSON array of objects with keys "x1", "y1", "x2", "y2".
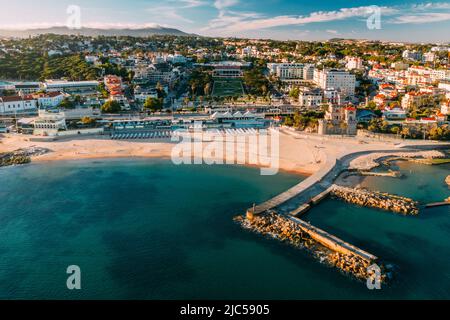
[
  {"x1": 235, "y1": 213, "x2": 387, "y2": 283},
  {"x1": 330, "y1": 185, "x2": 419, "y2": 215}
]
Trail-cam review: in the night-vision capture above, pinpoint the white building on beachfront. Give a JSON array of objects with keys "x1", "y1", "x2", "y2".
[
  {"x1": 33, "y1": 109, "x2": 67, "y2": 136},
  {"x1": 211, "y1": 111, "x2": 266, "y2": 128}
]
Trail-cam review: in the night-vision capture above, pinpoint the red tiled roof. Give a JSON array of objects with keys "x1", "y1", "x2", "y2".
[{"x1": 0, "y1": 96, "x2": 22, "y2": 102}]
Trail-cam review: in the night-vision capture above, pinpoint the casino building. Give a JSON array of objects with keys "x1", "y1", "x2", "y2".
[{"x1": 194, "y1": 61, "x2": 251, "y2": 78}]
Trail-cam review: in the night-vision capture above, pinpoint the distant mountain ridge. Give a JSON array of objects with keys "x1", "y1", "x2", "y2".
[{"x1": 0, "y1": 26, "x2": 193, "y2": 38}]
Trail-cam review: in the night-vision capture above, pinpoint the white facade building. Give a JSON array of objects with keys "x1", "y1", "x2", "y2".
[
  {"x1": 303, "y1": 64, "x2": 315, "y2": 80},
  {"x1": 268, "y1": 63, "x2": 315, "y2": 80},
  {"x1": 314, "y1": 69, "x2": 356, "y2": 100},
  {"x1": 423, "y1": 52, "x2": 436, "y2": 63},
  {"x1": 323, "y1": 88, "x2": 341, "y2": 105},
  {"x1": 167, "y1": 54, "x2": 188, "y2": 64},
  {"x1": 276, "y1": 63, "x2": 304, "y2": 79},
  {"x1": 0, "y1": 95, "x2": 37, "y2": 114},
  {"x1": 298, "y1": 90, "x2": 323, "y2": 108},
  {"x1": 441, "y1": 101, "x2": 449, "y2": 115},
  {"x1": 34, "y1": 92, "x2": 65, "y2": 108},
  {"x1": 438, "y1": 81, "x2": 450, "y2": 92},
  {"x1": 44, "y1": 80, "x2": 100, "y2": 94},
  {"x1": 402, "y1": 50, "x2": 422, "y2": 61},
  {"x1": 345, "y1": 57, "x2": 363, "y2": 70},
  {"x1": 34, "y1": 110, "x2": 67, "y2": 136},
  {"x1": 134, "y1": 88, "x2": 159, "y2": 103}
]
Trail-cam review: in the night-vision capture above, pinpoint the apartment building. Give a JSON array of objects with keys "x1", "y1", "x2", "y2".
[
  {"x1": 401, "y1": 91, "x2": 444, "y2": 110},
  {"x1": 314, "y1": 69, "x2": 356, "y2": 100},
  {"x1": 298, "y1": 89, "x2": 323, "y2": 109}
]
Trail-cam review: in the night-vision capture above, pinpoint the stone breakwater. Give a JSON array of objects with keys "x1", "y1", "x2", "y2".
[
  {"x1": 234, "y1": 213, "x2": 387, "y2": 283},
  {"x1": 0, "y1": 147, "x2": 50, "y2": 167},
  {"x1": 331, "y1": 185, "x2": 419, "y2": 215}
]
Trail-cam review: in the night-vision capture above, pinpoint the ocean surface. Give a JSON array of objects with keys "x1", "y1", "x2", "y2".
[{"x1": 0, "y1": 159, "x2": 448, "y2": 299}]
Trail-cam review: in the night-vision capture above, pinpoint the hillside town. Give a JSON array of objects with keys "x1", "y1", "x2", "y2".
[{"x1": 0, "y1": 34, "x2": 449, "y2": 140}]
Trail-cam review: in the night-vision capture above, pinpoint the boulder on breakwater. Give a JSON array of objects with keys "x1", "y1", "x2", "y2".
[
  {"x1": 330, "y1": 185, "x2": 419, "y2": 215},
  {"x1": 446, "y1": 175, "x2": 450, "y2": 187}
]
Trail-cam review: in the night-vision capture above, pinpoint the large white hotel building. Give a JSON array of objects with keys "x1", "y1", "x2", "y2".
[{"x1": 268, "y1": 63, "x2": 315, "y2": 81}]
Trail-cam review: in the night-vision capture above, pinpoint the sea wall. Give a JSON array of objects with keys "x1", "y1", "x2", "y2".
[{"x1": 287, "y1": 216, "x2": 377, "y2": 262}]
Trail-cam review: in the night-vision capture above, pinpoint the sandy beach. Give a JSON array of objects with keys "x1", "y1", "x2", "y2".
[{"x1": 0, "y1": 130, "x2": 448, "y2": 176}]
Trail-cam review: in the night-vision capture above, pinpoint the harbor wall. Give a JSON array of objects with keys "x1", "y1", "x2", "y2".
[{"x1": 288, "y1": 216, "x2": 378, "y2": 262}]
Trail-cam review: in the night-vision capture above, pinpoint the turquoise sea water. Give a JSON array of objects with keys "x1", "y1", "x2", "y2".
[{"x1": 0, "y1": 159, "x2": 448, "y2": 299}]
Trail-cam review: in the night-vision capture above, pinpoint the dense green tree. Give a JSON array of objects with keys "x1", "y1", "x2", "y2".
[
  {"x1": 101, "y1": 100, "x2": 121, "y2": 113},
  {"x1": 58, "y1": 97, "x2": 75, "y2": 109},
  {"x1": 143, "y1": 97, "x2": 163, "y2": 112}
]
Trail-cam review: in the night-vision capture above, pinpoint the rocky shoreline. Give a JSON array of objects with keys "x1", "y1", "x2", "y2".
[
  {"x1": 331, "y1": 185, "x2": 419, "y2": 215},
  {"x1": 234, "y1": 213, "x2": 388, "y2": 283},
  {"x1": 349, "y1": 150, "x2": 446, "y2": 172},
  {"x1": 0, "y1": 147, "x2": 50, "y2": 168}
]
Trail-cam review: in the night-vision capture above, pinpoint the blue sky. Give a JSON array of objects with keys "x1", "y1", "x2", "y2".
[{"x1": 1, "y1": 0, "x2": 450, "y2": 42}]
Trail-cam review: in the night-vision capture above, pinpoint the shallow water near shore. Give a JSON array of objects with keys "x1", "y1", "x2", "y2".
[{"x1": 0, "y1": 159, "x2": 448, "y2": 299}]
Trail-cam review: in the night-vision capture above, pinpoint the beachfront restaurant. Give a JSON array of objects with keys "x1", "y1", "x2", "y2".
[
  {"x1": 109, "y1": 119, "x2": 172, "y2": 132},
  {"x1": 211, "y1": 111, "x2": 269, "y2": 128}
]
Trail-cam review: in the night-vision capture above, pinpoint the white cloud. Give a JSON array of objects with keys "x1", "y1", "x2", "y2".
[
  {"x1": 205, "y1": 5, "x2": 397, "y2": 34},
  {"x1": 392, "y1": 12, "x2": 450, "y2": 24},
  {"x1": 411, "y1": 2, "x2": 450, "y2": 10},
  {"x1": 204, "y1": 2, "x2": 450, "y2": 36},
  {"x1": 326, "y1": 29, "x2": 339, "y2": 35},
  {"x1": 214, "y1": 0, "x2": 239, "y2": 10},
  {"x1": 392, "y1": 2, "x2": 450, "y2": 24}
]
